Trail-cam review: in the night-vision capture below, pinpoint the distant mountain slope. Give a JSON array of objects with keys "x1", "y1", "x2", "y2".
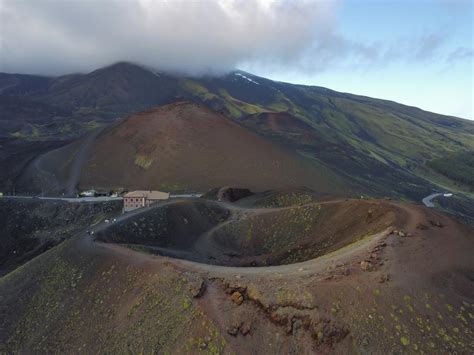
[
  {"x1": 0, "y1": 95, "x2": 72, "y2": 138},
  {"x1": 34, "y1": 63, "x2": 180, "y2": 119},
  {"x1": 2, "y1": 62, "x2": 474, "y2": 204},
  {"x1": 0, "y1": 73, "x2": 51, "y2": 96}
]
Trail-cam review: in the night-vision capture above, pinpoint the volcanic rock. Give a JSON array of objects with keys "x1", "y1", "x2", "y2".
[
  {"x1": 360, "y1": 261, "x2": 373, "y2": 271},
  {"x1": 231, "y1": 291, "x2": 244, "y2": 305}
]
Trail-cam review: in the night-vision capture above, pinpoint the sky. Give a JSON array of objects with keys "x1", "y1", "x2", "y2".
[{"x1": 0, "y1": 0, "x2": 472, "y2": 119}]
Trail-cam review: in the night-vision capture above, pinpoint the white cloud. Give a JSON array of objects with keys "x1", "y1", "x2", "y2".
[
  {"x1": 0, "y1": 0, "x2": 468, "y2": 78},
  {"x1": 0, "y1": 0, "x2": 338, "y2": 75}
]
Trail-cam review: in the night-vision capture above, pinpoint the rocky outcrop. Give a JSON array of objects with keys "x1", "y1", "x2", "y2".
[{"x1": 202, "y1": 187, "x2": 255, "y2": 203}]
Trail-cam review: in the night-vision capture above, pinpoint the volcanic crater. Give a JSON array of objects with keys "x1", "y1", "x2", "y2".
[{"x1": 95, "y1": 191, "x2": 398, "y2": 267}]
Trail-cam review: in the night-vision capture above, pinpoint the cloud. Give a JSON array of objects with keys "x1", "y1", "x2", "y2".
[
  {"x1": 412, "y1": 32, "x2": 448, "y2": 61},
  {"x1": 377, "y1": 31, "x2": 449, "y2": 66},
  {"x1": 446, "y1": 46, "x2": 474, "y2": 63},
  {"x1": 0, "y1": 0, "x2": 467, "y2": 77},
  {"x1": 0, "y1": 0, "x2": 339, "y2": 75}
]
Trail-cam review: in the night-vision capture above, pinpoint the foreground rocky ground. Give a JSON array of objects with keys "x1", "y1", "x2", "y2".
[{"x1": 0, "y1": 190, "x2": 473, "y2": 353}]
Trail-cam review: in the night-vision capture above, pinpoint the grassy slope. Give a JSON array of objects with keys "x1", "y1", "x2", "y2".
[
  {"x1": 177, "y1": 74, "x2": 474, "y2": 202},
  {"x1": 0, "y1": 237, "x2": 225, "y2": 354},
  {"x1": 181, "y1": 75, "x2": 474, "y2": 167},
  {"x1": 426, "y1": 151, "x2": 474, "y2": 189}
]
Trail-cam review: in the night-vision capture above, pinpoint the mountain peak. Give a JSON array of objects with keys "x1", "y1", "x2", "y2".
[{"x1": 89, "y1": 61, "x2": 148, "y2": 75}]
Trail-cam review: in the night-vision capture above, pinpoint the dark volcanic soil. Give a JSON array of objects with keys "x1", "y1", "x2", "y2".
[
  {"x1": 14, "y1": 128, "x2": 104, "y2": 197},
  {"x1": 95, "y1": 194, "x2": 397, "y2": 267},
  {"x1": 0, "y1": 198, "x2": 121, "y2": 276},
  {"x1": 0, "y1": 137, "x2": 67, "y2": 194},
  {"x1": 96, "y1": 199, "x2": 230, "y2": 250}
]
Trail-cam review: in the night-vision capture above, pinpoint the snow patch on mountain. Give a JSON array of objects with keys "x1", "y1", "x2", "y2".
[{"x1": 234, "y1": 72, "x2": 260, "y2": 85}]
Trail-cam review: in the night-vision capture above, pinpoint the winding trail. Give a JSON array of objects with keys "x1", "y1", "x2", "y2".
[
  {"x1": 16, "y1": 128, "x2": 103, "y2": 197},
  {"x1": 31, "y1": 153, "x2": 61, "y2": 194},
  {"x1": 64, "y1": 129, "x2": 103, "y2": 196},
  {"x1": 83, "y1": 197, "x2": 468, "y2": 287},
  {"x1": 92, "y1": 197, "x2": 353, "y2": 262},
  {"x1": 86, "y1": 198, "x2": 402, "y2": 277}
]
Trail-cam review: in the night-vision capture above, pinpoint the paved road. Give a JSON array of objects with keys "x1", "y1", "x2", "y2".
[
  {"x1": 2, "y1": 195, "x2": 123, "y2": 203},
  {"x1": 2, "y1": 194, "x2": 203, "y2": 203},
  {"x1": 170, "y1": 194, "x2": 202, "y2": 198},
  {"x1": 5, "y1": 193, "x2": 450, "y2": 209},
  {"x1": 422, "y1": 192, "x2": 449, "y2": 208}
]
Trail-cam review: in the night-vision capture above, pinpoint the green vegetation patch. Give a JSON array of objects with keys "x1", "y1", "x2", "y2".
[
  {"x1": 218, "y1": 88, "x2": 266, "y2": 118},
  {"x1": 180, "y1": 79, "x2": 217, "y2": 101},
  {"x1": 11, "y1": 131, "x2": 25, "y2": 138},
  {"x1": 255, "y1": 191, "x2": 316, "y2": 208},
  {"x1": 82, "y1": 120, "x2": 103, "y2": 131},
  {"x1": 427, "y1": 151, "x2": 474, "y2": 188},
  {"x1": 134, "y1": 154, "x2": 153, "y2": 170}
]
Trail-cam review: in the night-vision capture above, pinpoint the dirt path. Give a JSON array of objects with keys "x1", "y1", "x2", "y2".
[
  {"x1": 31, "y1": 153, "x2": 61, "y2": 195},
  {"x1": 64, "y1": 129, "x2": 103, "y2": 196},
  {"x1": 92, "y1": 198, "x2": 399, "y2": 276},
  {"x1": 92, "y1": 197, "x2": 356, "y2": 264},
  {"x1": 87, "y1": 197, "x2": 464, "y2": 282},
  {"x1": 17, "y1": 128, "x2": 103, "y2": 196},
  {"x1": 169, "y1": 229, "x2": 390, "y2": 277}
]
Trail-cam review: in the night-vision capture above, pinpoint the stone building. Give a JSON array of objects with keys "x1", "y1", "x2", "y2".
[{"x1": 123, "y1": 190, "x2": 170, "y2": 212}]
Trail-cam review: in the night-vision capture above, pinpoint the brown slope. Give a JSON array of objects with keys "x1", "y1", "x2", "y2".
[{"x1": 79, "y1": 102, "x2": 349, "y2": 193}]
